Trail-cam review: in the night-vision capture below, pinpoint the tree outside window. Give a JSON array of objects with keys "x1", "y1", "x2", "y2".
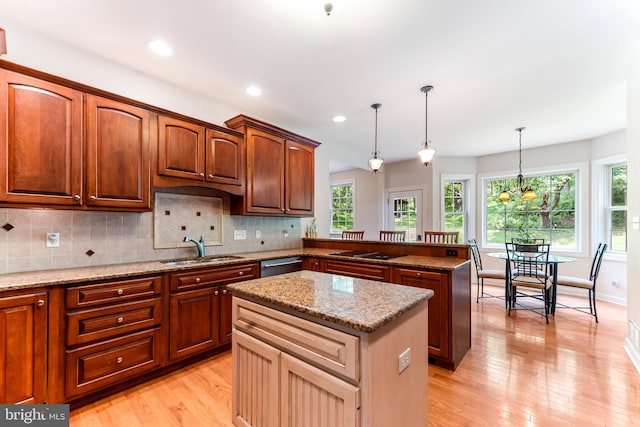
[
  {"x1": 485, "y1": 171, "x2": 577, "y2": 248},
  {"x1": 444, "y1": 181, "x2": 465, "y2": 242},
  {"x1": 331, "y1": 183, "x2": 354, "y2": 233},
  {"x1": 608, "y1": 163, "x2": 627, "y2": 252}
]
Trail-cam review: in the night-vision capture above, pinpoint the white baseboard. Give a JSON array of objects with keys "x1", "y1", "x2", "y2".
[{"x1": 624, "y1": 337, "x2": 640, "y2": 375}]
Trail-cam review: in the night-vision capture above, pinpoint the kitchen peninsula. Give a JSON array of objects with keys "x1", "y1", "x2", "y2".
[{"x1": 228, "y1": 270, "x2": 432, "y2": 427}]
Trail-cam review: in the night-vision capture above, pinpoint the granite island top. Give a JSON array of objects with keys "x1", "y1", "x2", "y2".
[
  {"x1": 0, "y1": 247, "x2": 468, "y2": 292},
  {"x1": 227, "y1": 270, "x2": 434, "y2": 333}
]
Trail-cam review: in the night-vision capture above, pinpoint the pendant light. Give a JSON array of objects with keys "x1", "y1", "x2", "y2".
[
  {"x1": 417, "y1": 85, "x2": 436, "y2": 166},
  {"x1": 498, "y1": 127, "x2": 537, "y2": 202},
  {"x1": 368, "y1": 103, "x2": 384, "y2": 173}
]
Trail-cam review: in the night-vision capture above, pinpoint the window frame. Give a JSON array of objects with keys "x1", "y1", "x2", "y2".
[
  {"x1": 441, "y1": 175, "x2": 474, "y2": 243},
  {"x1": 480, "y1": 163, "x2": 586, "y2": 255},
  {"x1": 592, "y1": 155, "x2": 627, "y2": 262},
  {"x1": 329, "y1": 180, "x2": 355, "y2": 235}
]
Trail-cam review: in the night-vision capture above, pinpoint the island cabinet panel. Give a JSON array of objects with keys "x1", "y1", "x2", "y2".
[
  {"x1": 0, "y1": 291, "x2": 48, "y2": 404},
  {"x1": 64, "y1": 276, "x2": 163, "y2": 400},
  {"x1": 0, "y1": 70, "x2": 83, "y2": 206},
  {"x1": 225, "y1": 114, "x2": 320, "y2": 217},
  {"x1": 323, "y1": 259, "x2": 390, "y2": 282},
  {"x1": 85, "y1": 94, "x2": 151, "y2": 210}
]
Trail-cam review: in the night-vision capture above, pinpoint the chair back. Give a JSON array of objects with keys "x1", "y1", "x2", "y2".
[
  {"x1": 468, "y1": 238, "x2": 483, "y2": 271},
  {"x1": 341, "y1": 230, "x2": 364, "y2": 240},
  {"x1": 505, "y1": 242, "x2": 551, "y2": 286},
  {"x1": 379, "y1": 230, "x2": 406, "y2": 241},
  {"x1": 590, "y1": 242, "x2": 608, "y2": 283},
  {"x1": 424, "y1": 231, "x2": 459, "y2": 243}
]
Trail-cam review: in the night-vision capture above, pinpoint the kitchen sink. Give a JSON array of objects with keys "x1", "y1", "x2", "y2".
[{"x1": 161, "y1": 255, "x2": 243, "y2": 266}]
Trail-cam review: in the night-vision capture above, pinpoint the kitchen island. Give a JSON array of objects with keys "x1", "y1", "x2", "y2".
[{"x1": 228, "y1": 270, "x2": 433, "y2": 427}]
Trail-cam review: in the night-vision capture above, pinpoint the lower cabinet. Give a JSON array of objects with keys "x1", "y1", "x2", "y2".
[
  {"x1": 0, "y1": 291, "x2": 48, "y2": 404},
  {"x1": 168, "y1": 263, "x2": 258, "y2": 362},
  {"x1": 233, "y1": 330, "x2": 359, "y2": 427}
]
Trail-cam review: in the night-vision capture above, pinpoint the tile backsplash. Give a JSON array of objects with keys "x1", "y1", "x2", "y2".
[{"x1": 0, "y1": 195, "x2": 302, "y2": 274}]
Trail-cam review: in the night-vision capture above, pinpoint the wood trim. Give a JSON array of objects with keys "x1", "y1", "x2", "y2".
[{"x1": 225, "y1": 114, "x2": 321, "y2": 148}]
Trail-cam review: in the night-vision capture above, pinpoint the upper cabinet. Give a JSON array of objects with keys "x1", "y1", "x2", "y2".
[
  {"x1": 225, "y1": 115, "x2": 320, "y2": 216},
  {"x1": 155, "y1": 115, "x2": 245, "y2": 195},
  {"x1": 85, "y1": 94, "x2": 151, "y2": 210},
  {"x1": 0, "y1": 67, "x2": 151, "y2": 211},
  {"x1": 0, "y1": 70, "x2": 83, "y2": 206}
]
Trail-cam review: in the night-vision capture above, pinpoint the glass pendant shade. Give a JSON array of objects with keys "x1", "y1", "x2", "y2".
[
  {"x1": 498, "y1": 190, "x2": 511, "y2": 202},
  {"x1": 368, "y1": 103, "x2": 383, "y2": 173},
  {"x1": 499, "y1": 127, "x2": 537, "y2": 202},
  {"x1": 521, "y1": 187, "x2": 537, "y2": 201},
  {"x1": 418, "y1": 142, "x2": 436, "y2": 166}
]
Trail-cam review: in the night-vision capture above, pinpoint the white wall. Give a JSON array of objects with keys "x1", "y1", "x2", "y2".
[{"x1": 330, "y1": 168, "x2": 381, "y2": 239}]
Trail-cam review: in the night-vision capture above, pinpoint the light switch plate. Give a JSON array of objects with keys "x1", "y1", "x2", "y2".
[{"x1": 46, "y1": 232, "x2": 60, "y2": 248}]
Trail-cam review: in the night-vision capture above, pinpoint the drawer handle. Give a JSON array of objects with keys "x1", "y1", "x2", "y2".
[
  {"x1": 208, "y1": 174, "x2": 214, "y2": 179},
  {"x1": 90, "y1": 195, "x2": 97, "y2": 201},
  {"x1": 116, "y1": 357, "x2": 123, "y2": 364},
  {"x1": 238, "y1": 271, "x2": 243, "y2": 276},
  {"x1": 37, "y1": 299, "x2": 45, "y2": 307},
  {"x1": 73, "y1": 194, "x2": 81, "y2": 201},
  {"x1": 117, "y1": 317, "x2": 124, "y2": 323},
  {"x1": 195, "y1": 277, "x2": 201, "y2": 283},
  {"x1": 117, "y1": 289, "x2": 124, "y2": 295}
]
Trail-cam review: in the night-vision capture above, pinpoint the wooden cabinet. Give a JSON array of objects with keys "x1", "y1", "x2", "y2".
[
  {"x1": 0, "y1": 70, "x2": 83, "y2": 206},
  {"x1": 168, "y1": 263, "x2": 258, "y2": 361},
  {"x1": 391, "y1": 266, "x2": 471, "y2": 370},
  {"x1": 323, "y1": 259, "x2": 391, "y2": 282},
  {"x1": 302, "y1": 257, "x2": 323, "y2": 272},
  {"x1": 0, "y1": 69, "x2": 151, "y2": 211},
  {"x1": 225, "y1": 115, "x2": 319, "y2": 217},
  {"x1": 0, "y1": 291, "x2": 48, "y2": 404},
  {"x1": 85, "y1": 95, "x2": 151, "y2": 210},
  {"x1": 156, "y1": 115, "x2": 244, "y2": 192},
  {"x1": 64, "y1": 276, "x2": 163, "y2": 399}
]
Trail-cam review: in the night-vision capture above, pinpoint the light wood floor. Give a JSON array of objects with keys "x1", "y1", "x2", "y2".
[{"x1": 70, "y1": 284, "x2": 640, "y2": 426}]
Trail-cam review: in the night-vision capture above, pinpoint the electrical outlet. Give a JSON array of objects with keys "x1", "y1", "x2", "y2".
[
  {"x1": 234, "y1": 229, "x2": 247, "y2": 240},
  {"x1": 46, "y1": 232, "x2": 60, "y2": 248},
  {"x1": 255, "y1": 230, "x2": 261, "y2": 239},
  {"x1": 398, "y1": 347, "x2": 411, "y2": 374},
  {"x1": 445, "y1": 249, "x2": 458, "y2": 257}
]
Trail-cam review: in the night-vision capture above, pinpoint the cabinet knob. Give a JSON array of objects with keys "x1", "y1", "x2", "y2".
[
  {"x1": 73, "y1": 195, "x2": 81, "y2": 201},
  {"x1": 281, "y1": 208, "x2": 286, "y2": 212},
  {"x1": 195, "y1": 277, "x2": 201, "y2": 283},
  {"x1": 214, "y1": 290, "x2": 219, "y2": 296},
  {"x1": 117, "y1": 317, "x2": 124, "y2": 323},
  {"x1": 222, "y1": 289, "x2": 228, "y2": 294},
  {"x1": 37, "y1": 299, "x2": 45, "y2": 307},
  {"x1": 116, "y1": 357, "x2": 123, "y2": 364},
  {"x1": 117, "y1": 289, "x2": 124, "y2": 295},
  {"x1": 416, "y1": 272, "x2": 421, "y2": 277},
  {"x1": 238, "y1": 271, "x2": 243, "y2": 276},
  {"x1": 90, "y1": 195, "x2": 97, "y2": 201},
  {"x1": 208, "y1": 174, "x2": 214, "y2": 179},
  {"x1": 200, "y1": 173, "x2": 204, "y2": 177}
]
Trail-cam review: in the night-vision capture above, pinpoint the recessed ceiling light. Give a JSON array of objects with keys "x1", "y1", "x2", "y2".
[
  {"x1": 333, "y1": 115, "x2": 346, "y2": 123},
  {"x1": 246, "y1": 86, "x2": 262, "y2": 97},
  {"x1": 148, "y1": 39, "x2": 173, "y2": 56}
]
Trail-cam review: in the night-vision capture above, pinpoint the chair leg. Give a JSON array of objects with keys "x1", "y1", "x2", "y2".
[
  {"x1": 591, "y1": 289, "x2": 599, "y2": 323},
  {"x1": 476, "y1": 278, "x2": 481, "y2": 303}
]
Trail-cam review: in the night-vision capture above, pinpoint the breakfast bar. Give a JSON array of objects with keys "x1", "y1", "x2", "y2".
[{"x1": 228, "y1": 270, "x2": 433, "y2": 427}]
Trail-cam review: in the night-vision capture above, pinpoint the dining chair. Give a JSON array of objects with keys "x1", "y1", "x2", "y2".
[
  {"x1": 505, "y1": 242, "x2": 553, "y2": 323},
  {"x1": 341, "y1": 230, "x2": 364, "y2": 240},
  {"x1": 379, "y1": 230, "x2": 406, "y2": 241},
  {"x1": 424, "y1": 231, "x2": 459, "y2": 243},
  {"x1": 555, "y1": 242, "x2": 607, "y2": 322},
  {"x1": 468, "y1": 239, "x2": 506, "y2": 303}
]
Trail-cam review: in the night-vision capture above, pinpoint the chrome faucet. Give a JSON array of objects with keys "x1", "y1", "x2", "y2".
[{"x1": 184, "y1": 236, "x2": 205, "y2": 258}]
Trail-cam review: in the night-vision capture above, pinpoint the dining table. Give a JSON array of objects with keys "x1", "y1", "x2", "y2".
[{"x1": 487, "y1": 251, "x2": 577, "y2": 314}]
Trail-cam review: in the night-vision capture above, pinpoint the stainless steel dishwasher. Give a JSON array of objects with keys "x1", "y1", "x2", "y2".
[{"x1": 259, "y1": 256, "x2": 303, "y2": 277}]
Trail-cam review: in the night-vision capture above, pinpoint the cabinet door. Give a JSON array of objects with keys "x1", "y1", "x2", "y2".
[
  {"x1": 392, "y1": 268, "x2": 449, "y2": 359},
  {"x1": 233, "y1": 330, "x2": 280, "y2": 427},
  {"x1": 245, "y1": 127, "x2": 285, "y2": 214},
  {"x1": 157, "y1": 115, "x2": 205, "y2": 180},
  {"x1": 220, "y1": 285, "x2": 233, "y2": 345},
  {"x1": 85, "y1": 94, "x2": 150, "y2": 210},
  {"x1": 280, "y1": 352, "x2": 360, "y2": 427},
  {"x1": 205, "y1": 128, "x2": 243, "y2": 186},
  {"x1": 0, "y1": 70, "x2": 82, "y2": 205},
  {"x1": 169, "y1": 287, "x2": 220, "y2": 361},
  {"x1": 285, "y1": 140, "x2": 314, "y2": 215},
  {"x1": 302, "y1": 257, "x2": 323, "y2": 272},
  {"x1": 0, "y1": 292, "x2": 47, "y2": 404}
]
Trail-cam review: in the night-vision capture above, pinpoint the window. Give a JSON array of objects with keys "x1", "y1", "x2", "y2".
[
  {"x1": 388, "y1": 191, "x2": 421, "y2": 241},
  {"x1": 330, "y1": 182, "x2": 354, "y2": 233},
  {"x1": 443, "y1": 180, "x2": 466, "y2": 242},
  {"x1": 606, "y1": 163, "x2": 627, "y2": 252},
  {"x1": 485, "y1": 170, "x2": 577, "y2": 249}
]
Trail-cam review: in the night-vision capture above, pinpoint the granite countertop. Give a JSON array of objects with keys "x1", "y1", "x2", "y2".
[
  {"x1": 228, "y1": 270, "x2": 433, "y2": 333},
  {"x1": 0, "y1": 247, "x2": 469, "y2": 292}
]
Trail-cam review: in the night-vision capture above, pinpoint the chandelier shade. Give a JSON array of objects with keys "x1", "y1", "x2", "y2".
[
  {"x1": 498, "y1": 127, "x2": 537, "y2": 202},
  {"x1": 368, "y1": 103, "x2": 384, "y2": 173},
  {"x1": 417, "y1": 85, "x2": 436, "y2": 166}
]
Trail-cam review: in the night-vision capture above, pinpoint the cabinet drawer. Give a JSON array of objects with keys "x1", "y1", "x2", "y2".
[
  {"x1": 233, "y1": 298, "x2": 359, "y2": 382},
  {"x1": 66, "y1": 276, "x2": 162, "y2": 309},
  {"x1": 65, "y1": 328, "x2": 162, "y2": 399},
  {"x1": 323, "y1": 259, "x2": 390, "y2": 281},
  {"x1": 66, "y1": 297, "x2": 162, "y2": 346},
  {"x1": 169, "y1": 263, "x2": 258, "y2": 292}
]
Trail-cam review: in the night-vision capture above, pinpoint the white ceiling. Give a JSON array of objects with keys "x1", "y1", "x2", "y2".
[{"x1": 2, "y1": 0, "x2": 640, "y2": 172}]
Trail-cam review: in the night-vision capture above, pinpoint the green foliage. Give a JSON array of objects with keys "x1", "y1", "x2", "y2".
[{"x1": 331, "y1": 184, "x2": 354, "y2": 232}]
